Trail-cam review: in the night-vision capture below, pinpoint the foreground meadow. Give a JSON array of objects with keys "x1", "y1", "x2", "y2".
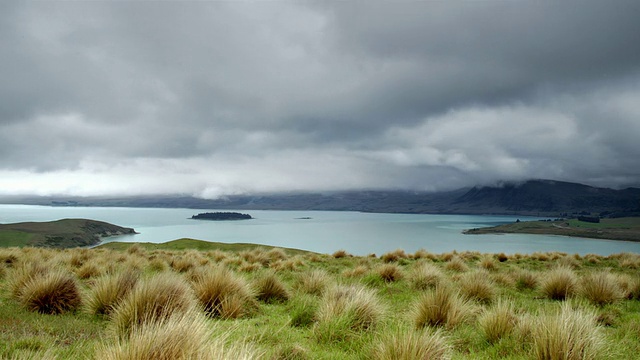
[{"x1": 1, "y1": 241, "x2": 640, "y2": 359}]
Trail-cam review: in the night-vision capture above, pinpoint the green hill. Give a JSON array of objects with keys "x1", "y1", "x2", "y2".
[{"x1": 0, "y1": 219, "x2": 136, "y2": 248}]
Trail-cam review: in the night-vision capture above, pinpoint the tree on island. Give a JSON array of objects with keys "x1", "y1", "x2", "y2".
[{"x1": 191, "y1": 212, "x2": 253, "y2": 220}]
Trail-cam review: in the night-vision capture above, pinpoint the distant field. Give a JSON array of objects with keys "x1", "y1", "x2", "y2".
[{"x1": 465, "y1": 217, "x2": 640, "y2": 242}]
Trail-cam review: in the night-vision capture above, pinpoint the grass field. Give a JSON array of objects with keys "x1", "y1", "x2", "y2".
[
  {"x1": 1, "y1": 239, "x2": 640, "y2": 359},
  {"x1": 465, "y1": 217, "x2": 640, "y2": 242}
]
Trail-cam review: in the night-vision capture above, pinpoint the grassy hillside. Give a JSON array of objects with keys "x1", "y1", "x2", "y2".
[
  {"x1": 98, "y1": 238, "x2": 313, "y2": 255},
  {"x1": 0, "y1": 219, "x2": 136, "y2": 248},
  {"x1": 465, "y1": 217, "x2": 640, "y2": 242},
  {"x1": 1, "y1": 240, "x2": 640, "y2": 359}
]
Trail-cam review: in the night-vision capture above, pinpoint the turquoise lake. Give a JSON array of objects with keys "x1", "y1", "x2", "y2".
[{"x1": 1, "y1": 205, "x2": 639, "y2": 256}]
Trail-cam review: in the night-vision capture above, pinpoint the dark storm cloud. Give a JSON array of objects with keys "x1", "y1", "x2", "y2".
[{"x1": 0, "y1": 1, "x2": 639, "y2": 195}]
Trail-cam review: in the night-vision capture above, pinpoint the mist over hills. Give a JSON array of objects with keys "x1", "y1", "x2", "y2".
[{"x1": 2, "y1": 180, "x2": 639, "y2": 217}]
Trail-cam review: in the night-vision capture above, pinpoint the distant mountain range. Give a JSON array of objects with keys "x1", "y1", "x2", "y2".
[{"x1": 2, "y1": 180, "x2": 639, "y2": 217}]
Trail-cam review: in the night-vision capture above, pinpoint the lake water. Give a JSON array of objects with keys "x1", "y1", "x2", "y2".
[{"x1": 1, "y1": 205, "x2": 639, "y2": 256}]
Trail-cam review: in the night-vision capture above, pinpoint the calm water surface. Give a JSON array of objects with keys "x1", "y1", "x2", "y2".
[{"x1": 1, "y1": 205, "x2": 639, "y2": 256}]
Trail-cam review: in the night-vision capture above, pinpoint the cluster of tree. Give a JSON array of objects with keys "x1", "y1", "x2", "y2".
[{"x1": 577, "y1": 216, "x2": 600, "y2": 223}]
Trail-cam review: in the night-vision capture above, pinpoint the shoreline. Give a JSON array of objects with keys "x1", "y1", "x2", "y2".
[{"x1": 464, "y1": 217, "x2": 640, "y2": 243}]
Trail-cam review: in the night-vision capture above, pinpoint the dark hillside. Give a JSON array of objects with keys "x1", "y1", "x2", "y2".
[{"x1": 455, "y1": 180, "x2": 640, "y2": 215}]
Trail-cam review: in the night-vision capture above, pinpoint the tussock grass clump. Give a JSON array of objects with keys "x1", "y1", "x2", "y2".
[
  {"x1": 296, "y1": 269, "x2": 330, "y2": 296},
  {"x1": 316, "y1": 284, "x2": 385, "y2": 332},
  {"x1": 579, "y1": 271, "x2": 625, "y2": 306},
  {"x1": 413, "y1": 285, "x2": 475, "y2": 329},
  {"x1": 255, "y1": 271, "x2": 290, "y2": 303},
  {"x1": 540, "y1": 266, "x2": 578, "y2": 300},
  {"x1": 374, "y1": 328, "x2": 451, "y2": 360},
  {"x1": 376, "y1": 263, "x2": 404, "y2": 282},
  {"x1": 478, "y1": 300, "x2": 518, "y2": 344},
  {"x1": 332, "y1": 249, "x2": 351, "y2": 259},
  {"x1": 515, "y1": 270, "x2": 539, "y2": 290},
  {"x1": 556, "y1": 255, "x2": 581, "y2": 269},
  {"x1": 495, "y1": 252, "x2": 509, "y2": 262},
  {"x1": 148, "y1": 257, "x2": 169, "y2": 272},
  {"x1": 458, "y1": 270, "x2": 496, "y2": 304},
  {"x1": 97, "y1": 309, "x2": 260, "y2": 360},
  {"x1": 126, "y1": 244, "x2": 145, "y2": 255},
  {"x1": 191, "y1": 266, "x2": 256, "y2": 319},
  {"x1": 170, "y1": 256, "x2": 195, "y2": 273},
  {"x1": 85, "y1": 270, "x2": 140, "y2": 316},
  {"x1": 111, "y1": 272, "x2": 197, "y2": 337},
  {"x1": 412, "y1": 249, "x2": 437, "y2": 261},
  {"x1": 342, "y1": 265, "x2": 369, "y2": 278},
  {"x1": 19, "y1": 270, "x2": 82, "y2": 314},
  {"x1": 444, "y1": 256, "x2": 469, "y2": 273},
  {"x1": 238, "y1": 261, "x2": 262, "y2": 273},
  {"x1": 8, "y1": 262, "x2": 49, "y2": 299},
  {"x1": 76, "y1": 263, "x2": 102, "y2": 279},
  {"x1": 479, "y1": 255, "x2": 498, "y2": 271},
  {"x1": 410, "y1": 262, "x2": 444, "y2": 290},
  {"x1": 531, "y1": 303, "x2": 605, "y2": 360},
  {"x1": 381, "y1": 249, "x2": 408, "y2": 263},
  {"x1": 266, "y1": 248, "x2": 289, "y2": 262}
]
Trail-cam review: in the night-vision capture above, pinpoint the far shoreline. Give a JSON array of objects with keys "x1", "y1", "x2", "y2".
[{"x1": 464, "y1": 217, "x2": 640, "y2": 243}]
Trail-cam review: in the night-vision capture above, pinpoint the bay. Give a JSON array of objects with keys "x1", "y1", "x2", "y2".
[{"x1": 1, "y1": 205, "x2": 639, "y2": 256}]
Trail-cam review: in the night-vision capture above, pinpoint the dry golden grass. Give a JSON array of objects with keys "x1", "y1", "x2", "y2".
[
  {"x1": 316, "y1": 284, "x2": 385, "y2": 331},
  {"x1": 170, "y1": 256, "x2": 195, "y2": 273},
  {"x1": 76, "y1": 263, "x2": 102, "y2": 279},
  {"x1": 254, "y1": 271, "x2": 290, "y2": 303},
  {"x1": 8, "y1": 262, "x2": 48, "y2": 299},
  {"x1": 579, "y1": 271, "x2": 625, "y2": 306},
  {"x1": 515, "y1": 270, "x2": 539, "y2": 290},
  {"x1": 342, "y1": 265, "x2": 369, "y2": 278},
  {"x1": 190, "y1": 265, "x2": 256, "y2": 319},
  {"x1": 478, "y1": 300, "x2": 518, "y2": 344},
  {"x1": 376, "y1": 263, "x2": 404, "y2": 282},
  {"x1": 531, "y1": 303, "x2": 605, "y2": 360},
  {"x1": 374, "y1": 328, "x2": 452, "y2": 360},
  {"x1": 85, "y1": 269, "x2": 140, "y2": 316},
  {"x1": 110, "y1": 272, "x2": 198, "y2": 338},
  {"x1": 413, "y1": 285, "x2": 475, "y2": 329},
  {"x1": 410, "y1": 262, "x2": 444, "y2": 290},
  {"x1": 479, "y1": 255, "x2": 498, "y2": 271},
  {"x1": 97, "y1": 309, "x2": 261, "y2": 360},
  {"x1": 380, "y1": 249, "x2": 408, "y2": 263},
  {"x1": 332, "y1": 249, "x2": 351, "y2": 259},
  {"x1": 18, "y1": 270, "x2": 82, "y2": 314},
  {"x1": 444, "y1": 256, "x2": 469, "y2": 273},
  {"x1": 412, "y1": 249, "x2": 438, "y2": 261},
  {"x1": 458, "y1": 270, "x2": 496, "y2": 304},
  {"x1": 540, "y1": 266, "x2": 578, "y2": 301},
  {"x1": 296, "y1": 269, "x2": 330, "y2": 296}
]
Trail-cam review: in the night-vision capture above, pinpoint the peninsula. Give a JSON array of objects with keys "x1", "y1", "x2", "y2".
[
  {"x1": 190, "y1": 212, "x2": 253, "y2": 221},
  {"x1": 0, "y1": 219, "x2": 137, "y2": 248},
  {"x1": 464, "y1": 217, "x2": 640, "y2": 242}
]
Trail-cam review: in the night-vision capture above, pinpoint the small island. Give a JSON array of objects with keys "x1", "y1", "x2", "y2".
[{"x1": 190, "y1": 212, "x2": 253, "y2": 221}]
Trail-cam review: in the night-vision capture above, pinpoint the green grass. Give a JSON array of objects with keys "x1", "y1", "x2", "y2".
[
  {"x1": 1, "y1": 244, "x2": 640, "y2": 359},
  {"x1": 0, "y1": 230, "x2": 34, "y2": 247}
]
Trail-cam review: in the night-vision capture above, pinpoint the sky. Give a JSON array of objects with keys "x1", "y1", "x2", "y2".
[{"x1": 1, "y1": 1, "x2": 640, "y2": 198}]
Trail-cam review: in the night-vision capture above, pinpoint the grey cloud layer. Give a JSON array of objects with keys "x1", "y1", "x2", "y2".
[{"x1": 1, "y1": 1, "x2": 639, "y2": 196}]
